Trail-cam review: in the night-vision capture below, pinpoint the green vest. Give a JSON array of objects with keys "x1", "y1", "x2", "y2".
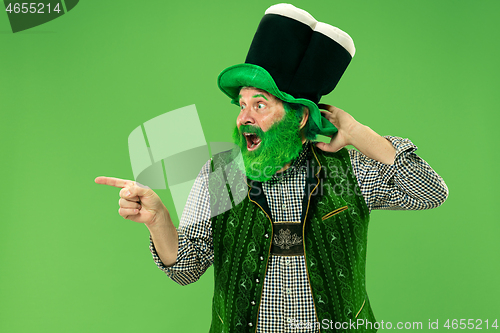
[{"x1": 209, "y1": 143, "x2": 376, "y2": 332}]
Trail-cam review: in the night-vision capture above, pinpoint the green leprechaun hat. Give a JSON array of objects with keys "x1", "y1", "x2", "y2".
[{"x1": 217, "y1": 3, "x2": 356, "y2": 137}]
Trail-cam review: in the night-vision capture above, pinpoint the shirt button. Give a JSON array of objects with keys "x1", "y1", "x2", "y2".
[
  {"x1": 251, "y1": 301, "x2": 256, "y2": 306},
  {"x1": 260, "y1": 256, "x2": 264, "y2": 261},
  {"x1": 284, "y1": 259, "x2": 291, "y2": 266},
  {"x1": 248, "y1": 323, "x2": 253, "y2": 327},
  {"x1": 255, "y1": 278, "x2": 260, "y2": 283},
  {"x1": 282, "y1": 204, "x2": 287, "y2": 209},
  {"x1": 286, "y1": 288, "x2": 292, "y2": 295},
  {"x1": 264, "y1": 233, "x2": 269, "y2": 239}
]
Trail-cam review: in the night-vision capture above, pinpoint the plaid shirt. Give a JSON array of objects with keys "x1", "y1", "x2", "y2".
[{"x1": 150, "y1": 136, "x2": 448, "y2": 332}]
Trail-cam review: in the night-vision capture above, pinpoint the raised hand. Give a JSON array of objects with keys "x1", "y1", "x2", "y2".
[
  {"x1": 314, "y1": 104, "x2": 396, "y2": 165},
  {"x1": 315, "y1": 104, "x2": 359, "y2": 153},
  {"x1": 94, "y1": 176, "x2": 168, "y2": 226}
]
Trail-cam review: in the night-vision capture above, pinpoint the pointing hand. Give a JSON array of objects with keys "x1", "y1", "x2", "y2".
[{"x1": 94, "y1": 176, "x2": 168, "y2": 226}]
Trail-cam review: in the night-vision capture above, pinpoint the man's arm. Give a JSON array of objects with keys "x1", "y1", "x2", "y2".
[
  {"x1": 148, "y1": 160, "x2": 214, "y2": 285},
  {"x1": 94, "y1": 176, "x2": 179, "y2": 266},
  {"x1": 348, "y1": 136, "x2": 448, "y2": 212},
  {"x1": 146, "y1": 212, "x2": 179, "y2": 267},
  {"x1": 315, "y1": 104, "x2": 448, "y2": 211},
  {"x1": 95, "y1": 167, "x2": 214, "y2": 286}
]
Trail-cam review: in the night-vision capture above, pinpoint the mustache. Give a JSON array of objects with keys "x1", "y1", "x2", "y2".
[{"x1": 238, "y1": 124, "x2": 263, "y2": 136}]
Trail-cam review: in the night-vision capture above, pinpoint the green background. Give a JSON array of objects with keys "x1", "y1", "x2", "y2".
[{"x1": 1, "y1": 1, "x2": 498, "y2": 332}]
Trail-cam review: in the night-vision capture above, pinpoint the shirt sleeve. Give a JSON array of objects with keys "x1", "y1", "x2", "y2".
[
  {"x1": 348, "y1": 135, "x2": 449, "y2": 213},
  {"x1": 149, "y1": 159, "x2": 214, "y2": 286}
]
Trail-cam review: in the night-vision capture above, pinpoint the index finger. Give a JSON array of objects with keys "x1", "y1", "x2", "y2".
[{"x1": 95, "y1": 176, "x2": 134, "y2": 188}]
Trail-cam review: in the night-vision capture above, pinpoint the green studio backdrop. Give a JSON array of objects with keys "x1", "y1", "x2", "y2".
[{"x1": 1, "y1": 1, "x2": 499, "y2": 332}]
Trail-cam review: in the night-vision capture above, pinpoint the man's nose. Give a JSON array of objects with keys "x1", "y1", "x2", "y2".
[{"x1": 237, "y1": 108, "x2": 255, "y2": 127}]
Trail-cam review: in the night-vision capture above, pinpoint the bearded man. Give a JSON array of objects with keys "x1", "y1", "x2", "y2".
[{"x1": 95, "y1": 4, "x2": 448, "y2": 333}]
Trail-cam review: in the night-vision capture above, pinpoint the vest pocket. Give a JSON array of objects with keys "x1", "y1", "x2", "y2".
[{"x1": 321, "y1": 205, "x2": 348, "y2": 221}]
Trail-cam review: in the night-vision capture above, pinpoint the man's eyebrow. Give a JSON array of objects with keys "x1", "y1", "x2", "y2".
[
  {"x1": 252, "y1": 94, "x2": 268, "y2": 101},
  {"x1": 238, "y1": 93, "x2": 269, "y2": 102}
]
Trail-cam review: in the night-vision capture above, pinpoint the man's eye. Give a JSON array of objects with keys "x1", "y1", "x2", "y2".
[
  {"x1": 257, "y1": 103, "x2": 265, "y2": 109},
  {"x1": 240, "y1": 104, "x2": 246, "y2": 110}
]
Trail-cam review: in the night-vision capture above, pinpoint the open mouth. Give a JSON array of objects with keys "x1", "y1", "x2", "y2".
[{"x1": 244, "y1": 132, "x2": 262, "y2": 151}]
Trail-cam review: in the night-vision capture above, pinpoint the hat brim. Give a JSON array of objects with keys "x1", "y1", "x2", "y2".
[{"x1": 217, "y1": 63, "x2": 338, "y2": 137}]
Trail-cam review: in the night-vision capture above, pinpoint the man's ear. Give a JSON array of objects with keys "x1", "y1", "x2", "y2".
[{"x1": 299, "y1": 107, "x2": 309, "y2": 130}]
